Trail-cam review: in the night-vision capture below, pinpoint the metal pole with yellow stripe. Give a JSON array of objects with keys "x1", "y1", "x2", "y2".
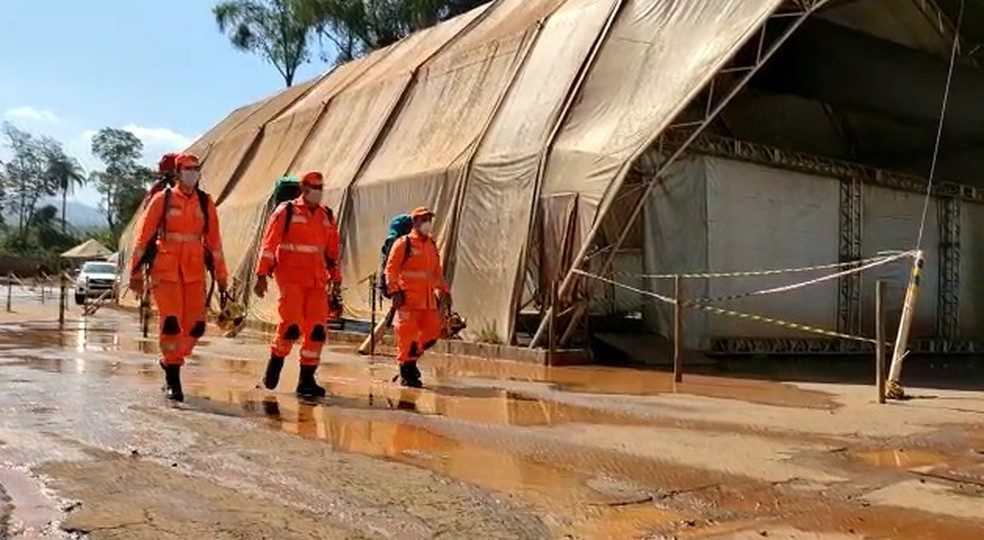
[{"x1": 886, "y1": 250, "x2": 924, "y2": 399}]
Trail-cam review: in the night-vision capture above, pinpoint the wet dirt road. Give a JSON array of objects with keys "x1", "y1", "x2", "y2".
[{"x1": 0, "y1": 298, "x2": 982, "y2": 538}]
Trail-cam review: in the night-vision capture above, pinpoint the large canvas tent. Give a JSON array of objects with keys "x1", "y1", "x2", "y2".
[{"x1": 123, "y1": 0, "x2": 984, "y2": 354}]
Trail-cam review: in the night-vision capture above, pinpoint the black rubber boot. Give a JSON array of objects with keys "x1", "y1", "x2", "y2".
[
  {"x1": 163, "y1": 365, "x2": 184, "y2": 402},
  {"x1": 263, "y1": 355, "x2": 285, "y2": 390},
  {"x1": 399, "y1": 361, "x2": 423, "y2": 388},
  {"x1": 296, "y1": 365, "x2": 327, "y2": 398}
]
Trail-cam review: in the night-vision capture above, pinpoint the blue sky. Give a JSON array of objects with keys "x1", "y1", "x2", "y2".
[{"x1": 0, "y1": 0, "x2": 330, "y2": 207}]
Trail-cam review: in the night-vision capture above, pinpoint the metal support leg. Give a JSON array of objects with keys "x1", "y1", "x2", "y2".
[
  {"x1": 533, "y1": 0, "x2": 829, "y2": 347},
  {"x1": 937, "y1": 197, "x2": 960, "y2": 340},
  {"x1": 875, "y1": 280, "x2": 886, "y2": 404},
  {"x1": 838, "y1": 176, "x2": 862, "y2": 336}
]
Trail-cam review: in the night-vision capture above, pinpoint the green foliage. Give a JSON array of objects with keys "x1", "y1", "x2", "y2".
[
  {"x1": 294, "y1": 0, "x2": 489, "y2": 64},
  {"x1": 90, "y1": 225, "x2": 124, "y2": 252},
  {"x1": 40, "y1": 138, "x2": 86, "y2": 233},
  {"x1": 473, "y1": 320, "x2": 503, "y2": 344},
  {"x1": 2, "y1": 122, "x2": 59, "y2": 233},
  {"x1": 0, "y1": 204, "x2": 80, "y2": 257},
  {"x1": 214, "y1": 0, "x2": 313, "y2": 87},
  {"x1": 89, "y1": 128, "x2": 153, "y2": 229}
]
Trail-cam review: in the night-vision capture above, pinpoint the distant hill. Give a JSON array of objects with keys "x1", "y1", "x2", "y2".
[{"x1": 2, "y1": 198, "x2": 106, "y2": 231}]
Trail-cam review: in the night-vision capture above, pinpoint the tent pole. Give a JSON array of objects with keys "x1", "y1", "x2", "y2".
[
  {"x1": 518, "y1": 0, "x2": 629, "y2": 347},
  {"x1": 533, "y1": 0, "x2": 828, "y2": 347}
]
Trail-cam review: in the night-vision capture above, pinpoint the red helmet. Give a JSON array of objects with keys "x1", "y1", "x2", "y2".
[
  {"x1": 158, "y1": 153, "x2": 179, "y2": 175},
  {"x1": 174, "y1": 153, "x2": 200, "y2": 170}
]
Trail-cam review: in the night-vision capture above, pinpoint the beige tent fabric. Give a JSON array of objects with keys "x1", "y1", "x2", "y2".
[
  {"x1": 197, "y1": 127, "x2": 262, "y2": 201},
  {"x1": 124, "y1": 0, "x2": 820, "y2": 338},
  {"x1": 297, "y1": 6, "x2": 489, "y2": 218},
  {"x1": 61, "y1": 239, "x2": 112, "y2": 259},
  {"x1": 540, "y1": 0, "x2": 783, "y2": 259},
  {"x1": 817, "y1": 0, "x2": 950, "y2": 56},
  {"x1": 184, "y1": 100, "x2": 265, "y2": 163},
  {"x1": 216, "y1": 106, "x2": 323, "y2": 281},
  {"x1": 217, "y1": 58, "x2": 383, "y2": 323},
  {"x1": 342, "y1": 0, "x2": 560, "y2": 320},
  {"x1": 218, "y1": 56, "x2": 380, "y2": 282},
  {"x1": 236, "y1": 8, "x2": 490, "y2": 324},
  {"x1": 198, "y1": 77, "x2": 321, "y2": 200},
  {"x1": 450, "y1": 0, "x2": 618, "y2": 342}
]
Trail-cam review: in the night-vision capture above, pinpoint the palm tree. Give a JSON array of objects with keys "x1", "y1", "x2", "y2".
[{"x1": 44, "y1": 151, "x2": 86, "y2": 233}]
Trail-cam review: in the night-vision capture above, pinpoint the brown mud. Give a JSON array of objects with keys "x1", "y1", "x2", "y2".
[{"x1": 0, "y1": 300, "x2": 981, "y2": 538}]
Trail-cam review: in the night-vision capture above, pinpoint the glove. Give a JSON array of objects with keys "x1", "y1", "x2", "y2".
[
  {"x1": 391, "y1": 290, "x2": 406, "y2": 309},
  {"x1": 253, "y1": 275, "x2": 268, "y2": 299},
  {"x1": 129, "y1": 273, "x2": 144, "y2": 296},
  {"x1": 329, "y1": 283, "x2": 343, "y2": 312}
]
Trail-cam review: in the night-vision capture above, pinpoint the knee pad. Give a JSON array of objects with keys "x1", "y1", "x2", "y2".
[
  {"x1": 190, "y1": 321, "x2": 206, "y2": 338},
  {"x1": 310, "y1": 325, "x2": 326, "y2": 343},
  {"x1": 283, "y1": 324, "x2": 301, "y2": 341},
  {"x1": 162, "y1": 316, "x2": 181, "y2": 336},
  {"x1": 422, "y1": 339, "x2": 438, "y2": 351}
]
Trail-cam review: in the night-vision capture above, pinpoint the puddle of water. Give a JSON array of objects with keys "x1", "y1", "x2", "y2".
[
  {"x1": 228, "y1": 394, "x2": 682, "y2": 536},
  {"x1": 0, "y1": 466, "x2": 63, "y2": 538},
  {"x1": 427, "y1": 356, "x2": 837, "y2": 409},
  {"x1": 854, "y1": 449, "x2": 950, "y2": 469},
  {"x1": 1, "y1": 315, "x2": 836, "y2": 412}
]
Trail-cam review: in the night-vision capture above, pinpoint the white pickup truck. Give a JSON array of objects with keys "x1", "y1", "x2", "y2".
[{"x1": 74, "y1": 261, "x2": 119, "y2": 305}]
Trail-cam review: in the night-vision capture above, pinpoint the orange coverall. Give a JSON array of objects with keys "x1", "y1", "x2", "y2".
[
  {"x1": 385, "y1": 230, "x2": 448, "y2": 364},
  {"x1": 256, "y1": 198, "x2": 341, "y2": 366},
  {"x1": 131, "y1": 188, "x2": 228, "y2": 366}
]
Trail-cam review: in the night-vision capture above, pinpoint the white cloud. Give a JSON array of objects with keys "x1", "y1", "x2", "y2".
[
  {"x1": 4, "y1": 106, "x2": 61, "y2": 123},
  {"x1": 77, "y1": 125, "x2": 198, "y2": 175},
  {"x1": 121, "y1": 124, "x2": 196, "y2": 152}
]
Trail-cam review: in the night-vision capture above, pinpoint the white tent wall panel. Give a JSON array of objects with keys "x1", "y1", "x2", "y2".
[
  {"x1": 589, "y1": 250, "x2": 644, "y2": 315},
  {"x1": 959, "y1": 202, "x2": 984, "y2": 337},
  {"x1": 540, "y1": 0, "x2": 784, "y2": 258},
  {"x1": 451, "y1": 0, "x2": 619, "y2": 343},
  {"x1": 859, "y1": 185, "x2": 939, "y2": 337},
  {"x1": 642, "y1": 157, "x2": 709, "y2": 350},
  {"x1": 704, "y1": 158, "x2": 840, "y2": 340},
  {"x1": 343, "y1": 1, "x2": 555, "y2": 320}
]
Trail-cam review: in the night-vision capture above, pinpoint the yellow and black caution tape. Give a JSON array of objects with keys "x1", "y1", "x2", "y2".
[
  {"x1": 573, "y1": 269, "x2": 883, "y2": 345},
  {"x1": 628, "y1": 253, "x2": 912, "y2": 280}
]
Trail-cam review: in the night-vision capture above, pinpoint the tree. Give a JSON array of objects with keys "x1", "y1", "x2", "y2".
[
  {"x1": 1, "y1": 122, "x2": 57, "y2": 233},
  {"x1": 90, "y1": 128, "x2": 152, "y2": 229},
  {"x1": 214, "y1": 0, "x2": 313, "y2": 87},
  {"x1": 0, "y1": 159, "x2": 7, "y2": 229},
  {"x1": 294, "y1": 0, "x2": 489, "y2": 64},
  {"x1": 29, "y1": 204, "x2": 78, "y2": 252},
  {"x1": 40, "y1": 139, "x2": 86, "y2": 233}
]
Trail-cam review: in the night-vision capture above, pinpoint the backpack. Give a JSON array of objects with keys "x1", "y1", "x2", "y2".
[
  {"x1": 273, "y1": 175, "x2": 335, "y2": 236},
  {"x1": 378, "y1": 214, "x2": 413, "y2": 299},
  {"x1": 136, "y1": 187, "x2": 212, "y2": 270}
]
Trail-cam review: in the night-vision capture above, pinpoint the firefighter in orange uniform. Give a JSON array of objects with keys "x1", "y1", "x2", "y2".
[
  {"x1": 130, "y1": 154, "x2": 228, "y2": 401},
  {"x1": 254, "y1": 171, "x2": 341, "y2": 398},
  {"x1": 385, "y1": 207, "x2": 450, "y2": 387}
]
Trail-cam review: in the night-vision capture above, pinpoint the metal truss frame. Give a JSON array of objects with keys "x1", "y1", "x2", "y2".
[
  {"x1": 838, "y1": 176, "x2": 863, "y2": 335},
  {"x1": 912, "y1": 0, "x2": 980, "y2": 64},
  {"x1": 677, "y1": 133, "x2": 984, "y2": 204},
  {"x1": 937, "y1": 196, "x2": 961, "y2": 339},
  {"x1": 530, "y1": 0, "x2": 831, "y2": 348}
]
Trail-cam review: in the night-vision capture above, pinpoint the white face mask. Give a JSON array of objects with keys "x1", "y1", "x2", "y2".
[
  {"x1": 303, "y1": 188, "x2": 322, "y2": 205},
  {"x1": 419, "y1": 221, "x2": 434, "y2": 236},
  {"x1": 179, "y1": 170, "x2": 199, "y2": 188}
]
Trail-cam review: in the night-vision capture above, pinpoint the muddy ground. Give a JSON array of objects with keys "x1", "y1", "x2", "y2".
[{"x1": 0, "y1": 290, "x2": 981, "y2": 538}]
